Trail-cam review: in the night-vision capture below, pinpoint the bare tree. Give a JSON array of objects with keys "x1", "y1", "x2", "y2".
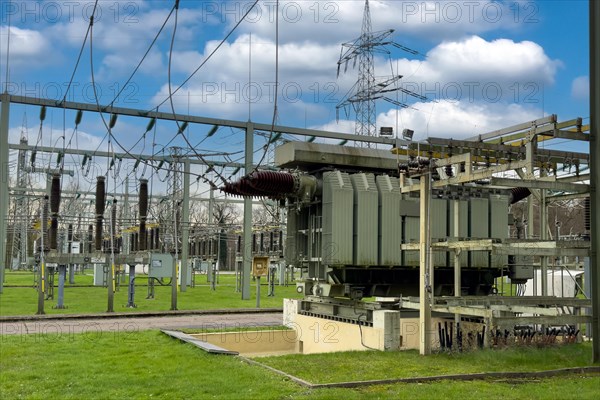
[
  {"x1": 211, "y1": 201, "x2": 241, "y2": 270},
  {"x1": 252, "y1": 200, "x2": 281, "y2": 226}
]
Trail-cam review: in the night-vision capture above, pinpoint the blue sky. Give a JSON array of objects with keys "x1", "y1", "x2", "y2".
[{"x1": 0, "y1": 0, "x2": 591, "y2": 193}]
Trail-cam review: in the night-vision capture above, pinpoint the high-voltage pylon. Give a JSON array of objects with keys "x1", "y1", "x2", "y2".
[
  {"x1": 167, "y1": 146, "x2": 183, "y2": 310},
  {"x1": 167, "y1": 147, "x2": 183, "y2": 256},
  {"x1": 336, "y1": 0, "x2": 426, "y2": 147},
  {"x1": 11, "y1": 121, "x2": 30, "y2": 269}
]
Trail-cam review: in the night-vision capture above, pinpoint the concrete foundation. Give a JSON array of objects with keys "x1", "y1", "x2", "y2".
[
  {"x1": 191, "y1": 330, "x2": 297, "y2": 357},
  {"x1": 283, "y1": 299, "x2": 457, "y2": 353}
]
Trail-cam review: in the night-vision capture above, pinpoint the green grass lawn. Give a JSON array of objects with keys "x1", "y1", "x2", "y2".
[
  {"x1": 0, "y1": 330, "x2": 598, "y2": 399},
  {"x1": 259, "y1": 342, "x2": 597, "y2": 384},
  {"x1": 0, "y1": 271, "x2": 302, "y2": 316},
  {"x1": 2, "y1": 270, "x2": 94, "y2": 286}
]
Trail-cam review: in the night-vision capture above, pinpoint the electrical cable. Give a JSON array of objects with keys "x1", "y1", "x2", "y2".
[
  {"x1": 107, "y1": 3, "x2": 177, "y2": 107},
  {"x1": 165, "y1": 2, "x2": 227, "y2": 188},
  {"x1": 62, "y1": 0, "x2": 99, "y2": 103},
  {"x1": 3, "y1": 3, "x2": 12, "y2": 93},
  {"x1": 48, "y1": 0, "x2": 247, "y2": 193},
  {"x1": 153, "y1": 0, "x2": 260, "y2": 111},
  {"x1": 251, "y1": 0, "x2": 280, "y2": 174},
  {"x1": 87, "y1": 14, "x2": 212, "y2": 185},
  {"x1": 354, "y1": 304, "x2": 378, "y2": 351}
]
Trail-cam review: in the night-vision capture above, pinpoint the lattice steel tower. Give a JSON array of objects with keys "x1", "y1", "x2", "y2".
[
  {"x1": 11, "y1": 120, "x2": 30, "y2": 269},
  {"x1": 337, "y1": 0, "x2": 425, "y2": 147},
  {"x1": 167, "y1": 147, "x2": 183, "y2": 256}
]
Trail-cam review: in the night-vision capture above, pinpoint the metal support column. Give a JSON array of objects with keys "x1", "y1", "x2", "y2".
[
  {"x1": 68, "y1": 264, "x2": 75, "y2": 285},
  {"x1": 540, "y1": 188, "x2": 548, "y2": 296},
  {"x1": 37, "y1": 196, "x2": 48, "y2": 314},
  {"x1": 171, "y1": 253, "x2": 178, "y2": 310},
  {"x1": 525, "y1": 140, "x2": 535, "y2": 239},
  {"x1": 55, "y1": 265, "x2": 67, "y2": 309},
  {"x1": 589, "y1": 0, "x2": 600, "y2": 362},
  {"x1": 123, "y1": 177, "x2": 130, "y2": 255},
  {"x1": 107, "y1": 201, "x2": 116, "y2": 313},
  {"x1": 107, "y1": 261, "x2": 115, "y2": 312},
  {"x1": 453, "y1": 199, "x2": 461, "y2": 324},
  {"x1": 256, "y1": 276, "x2": 261, "y2": 308},
  {"x1": 242, "y1": 123, "x2": 254, "y2": 300},
  {"x1": 126, "y1": 264, "x2": 136, "y2": 308},
  {"x1": 419, "y1": 173, "x2": 432, "y2": 355},
  {"x1": 0, "y1": 94, "x2": 10, "y2": 293},
  {"x1": 584, "y1": 257, "x2": 591, "y2": 339},
  {"x1": 180, "y1": 159, "x2": 190, "y2": 292}
]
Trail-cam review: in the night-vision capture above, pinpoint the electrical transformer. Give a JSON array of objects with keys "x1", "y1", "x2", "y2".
[{"x1": 224, "y1": 142, "x2": 518, "y2": 300}]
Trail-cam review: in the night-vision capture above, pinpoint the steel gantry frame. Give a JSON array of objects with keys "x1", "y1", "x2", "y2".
[
  {"x1": 589, "y1": 0, "x2": 599, "y2": 363},
  {"x1": 394, "y1": 114, "x2": 593, "y2": 355},
  {"x1": 0, "y1": 93, "x2": 407, "y2": 297},
  {"x1": 0, "y1": 35, "x2": 597, "y2": 359}
]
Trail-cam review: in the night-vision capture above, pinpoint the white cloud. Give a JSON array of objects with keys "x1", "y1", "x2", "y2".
[
  {"x1": 9, "y1": 125, "x2": 103, "y2": 150},
  {"x1": 312, "y1": 100, "x2": 543, "y2": 141},
  {"x1": 234, "y1": 0, "x2": 528, "y2": 44},
  {"x1": 0, "y1": 26, "x2": 54, "y2": 69},
  {"x1": 35, "y1": 4, "x2": 202, "y2": 83},
  {"x1": 571, "y1": 76, "x2": 589, "y2": 101},
  {"x1": 150, "y1": 33, "x2": 346, "y2": 120},
  {"x1": 383, "y1": 36, "x2": 560, "y2": 106},
  {"x1": 377, "y1": 100, "x2": 543, "y2": 140},
  {"x1": 311, "y1": 119, "x2": 355, "y2": 135},
  {"x1": 149, "y1": 33, "x2": 558, "y2": 126}
]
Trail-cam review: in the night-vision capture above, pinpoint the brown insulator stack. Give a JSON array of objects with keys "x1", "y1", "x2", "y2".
[
  {"x1": 95, "y1": 176, "x2": 106, "y2": 251},
  {"x1": 138, "y1": 179, "x2": 148, "y2": 251},
  {"x1": 278, "y1": 230, "x2": 283, "y2": 253},
  {"x1": 398, "y1": 158, "x2": 431, "y2": 174},
  {"x1": 510, "y1": 187, "x2": 532, "y2": 204},
  {"x1": 584, "y1": 197, "x2": 591, "y2": 232},
  {"x1": 111, "y1": 199, "x2": 118, "y2": 253},
  {"x1": 49, "y1": 174, "x2": 61, "y2": 250},
  {"x1": 41, "y1": 195, "x2": 49, "y2": 251},
  {"x1": 221, "y1": 171, "x2": 296, "y2": 198},
  {"x1": 87, "y1": 224, "x2": 94, "y2": 253}
]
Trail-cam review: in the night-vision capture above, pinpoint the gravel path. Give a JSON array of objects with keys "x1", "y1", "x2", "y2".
[{"x1": 0, "y1": 312, "x2": 283, "y2": 337}]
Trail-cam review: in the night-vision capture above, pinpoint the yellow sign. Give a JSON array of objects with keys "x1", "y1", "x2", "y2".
[{"x1": 252, "y1": 256, "x2": 269, "y2": 277}]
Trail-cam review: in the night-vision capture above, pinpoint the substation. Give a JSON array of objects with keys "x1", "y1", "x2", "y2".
[
  {"x1": 0, "y1": 93, "x2": 598, "y2": 357},
  {"x1": 0, "y1": 0, "x2": 598, "y2": 362}
]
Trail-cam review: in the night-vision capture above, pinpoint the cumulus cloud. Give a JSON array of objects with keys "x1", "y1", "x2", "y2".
[
  {"x1": 571, "y1": 76, "x2": 589, "y2": 101},
  {"x1": 8, "y1": 125, "x2": 103, "y2": 151},
  {"x1": 149, "y1": 33, "x2": 558, "y2": 127},
  {"x1": 1, "y1": 1, "x2": 561, "y2": 147},
  {"x1": 377, "y1": 100, "x2": 543, "y2": 140},
  {"x1": 384, "y1": 36, "x2": 560, "y2": 107},
  {"x1": 150, "y1": 33, "x2": 346, "y2": 121},
  {"x1": 232, "y1": 0, "x2": 529, "y2": 44},
  {"x1": 312, "y1": 100, "x2": 543, "y2": 141},
  {"x1": 0, "y1": 26, "x2": 54, "y2": 69}
]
